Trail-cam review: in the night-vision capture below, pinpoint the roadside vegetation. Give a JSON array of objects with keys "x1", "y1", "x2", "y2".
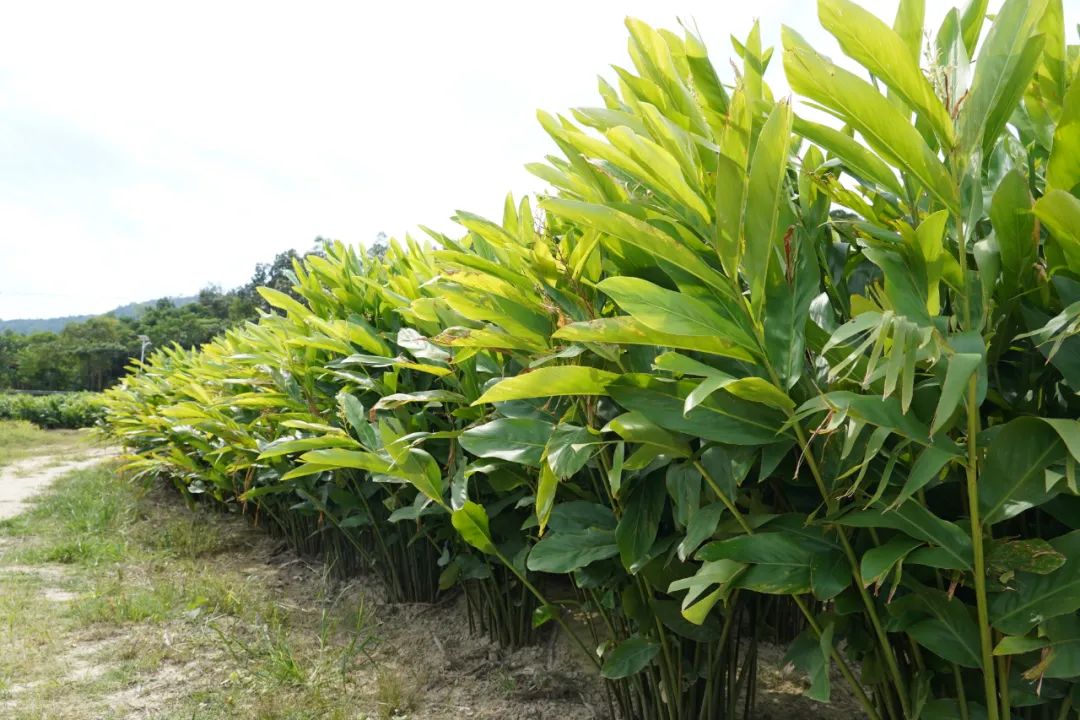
[{"x1": 0, "y1": 393, "x2": 107, "y2": 429}]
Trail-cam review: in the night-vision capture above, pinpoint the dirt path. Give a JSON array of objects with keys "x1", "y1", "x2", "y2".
[{"x1": 0, "y1": 447, "x2": 118, "y2": 520}]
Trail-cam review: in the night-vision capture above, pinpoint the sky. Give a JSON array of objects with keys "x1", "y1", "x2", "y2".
[{"x1": 0, "y1": 1, "x2": 1072, "y2": 319}]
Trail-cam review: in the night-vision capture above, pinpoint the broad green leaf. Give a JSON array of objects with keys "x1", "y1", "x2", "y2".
[
  {"x1": 298, "y1": 448, "x2": 392, "y2": 474},
  {"x1": 678, "y1": 503, "x2": 725, "y2": 561},
  {"x1": 782, "y1": 26, "x2": 959, "y2": 212},
  {"x1": 1037, "y1": 190, "x2": 1080, "y2": 272},
  {"x1": 527, "y1": 528, "x2": 619, "y2": 573},
  {"x1": 603, "y1": 411, "x2": 691, "y2": 457},
  {"x1": 473, "y1": 366, "x2": 617, "y2": 404},
  {"x1": 698, "y1": 533, "x2": 813, "y2": 594},
  {"x1": 991, "y1": 530, "x2": 1080, "y2": 634},
  {"x1": 820, "y1": 0, "x2": 955, "y2": 147},
  {"x1": 540, "y1": 198, "x2": 737, "y2": 298},
  {"x1": 545, "y1": 424, "x2": 596, "y2": 479},
  {"x1": 893, "y1": 0, "x2": 925, "y2": 61},
  {"x1": 890, "y1": 446, "x2": 954, "y2": 509},
  {"x1": 1046, "y1": 53, "x2": 1080, "y2": 191},
  {"x1": 616, "y1": 476, "x2": 667, "y2": 572},
  {"x1": 553, "y1": 316, "x2": 755, "y2": 360},
  {"x1": 452, "y1": 501, "x2": 496, "y2": 555},
  {"x1": 610, "y1": 374, "x2": 788, "y2": 445},
  {"x1": 1044, "y1": 614, "x2": 1080, "y2": 678},
  {"x1": 897, "y1": 590, "x2": 982, "y2": 667},
  {"x1": 958, "y1": 0, "x2": 1049, "y2": 154},
  {"x1": 930, "y1": 353, "x2": 981, "y2": 435},
  {"x1": 861, "y1": 536, "x2": 922, "y2": 587},
  {"x1": 979, "y1": 417, "x2": 1066, "y2": 525},
  {"x1": 990, "y1": 169, "x2": 1037, "y2": 298},
  {"x1": 597, "y1": 276, "x2": 754, "y2": 349},
  {"x1": 373, "y1": 389, "x2": 467, "y2": 410},
  {"x1": 257, "y1": 435, "x2": 358, "y2": 460},
  {"x1": 993, "y1": 636, "x2": 1051, "y2": 655},
  {"x1": 601, "y1": 636, "x2": 660, "y2": 680},
  {"x1": 459, "y1": 418, "x2": 554, "y2": 468},
  {"x1": 793, "y1": 116, "x2": 903, "y2": 195},
  {"x1": 763, "y1": 226, "x2": 819, "y2": 389},
  {"x1": 743, "y1": 102, "x2": 794, "y2": 313},
  {"x1": 784, "y1": 623, "x2": 835, "y2": 702},
  {"x1": 257, "y1": 286, "x2": 310, "y2": 319},
  {"x1": 535, "y1": 463, "x2": 558, "y2": 535},
  {"x1": 839, "y1": 502, "x2": 972, "y2": 570}
]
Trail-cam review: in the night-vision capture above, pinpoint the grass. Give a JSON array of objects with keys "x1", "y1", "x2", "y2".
[
  {"x1": 0, "y1": 420, "x2": 91, "y2": 469},
  {"x1": 0, "y1": 445, "x2": 611, "y2": 720},
  {"x1": 0, "y1": 465, "x2": 400, "y2": 719}
]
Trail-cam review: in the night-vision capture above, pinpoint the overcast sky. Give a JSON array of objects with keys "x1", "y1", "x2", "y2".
[{"x1": 0, "y1": 1, "x2": 1070, "y2": 319}]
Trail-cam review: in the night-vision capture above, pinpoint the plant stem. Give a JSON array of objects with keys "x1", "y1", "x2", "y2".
[{"x1": 966, "y1": 378, "x2": 999, "y2": 720}]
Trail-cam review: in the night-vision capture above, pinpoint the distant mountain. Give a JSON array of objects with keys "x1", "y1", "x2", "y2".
[{"x1": 0, "y1": 296, "x2": 197, "y2": 335}]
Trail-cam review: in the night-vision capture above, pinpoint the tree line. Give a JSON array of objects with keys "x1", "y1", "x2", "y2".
[{"x1": 0, "y1": 241, "x2": 369, "y2": 392}]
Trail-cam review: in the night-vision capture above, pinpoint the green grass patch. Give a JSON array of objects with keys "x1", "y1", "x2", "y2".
[{"x1": 0, "y1": 420, "x2": 94, "y2": 469}]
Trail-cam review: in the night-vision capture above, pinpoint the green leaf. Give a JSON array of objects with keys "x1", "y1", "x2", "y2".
[
  {"x1": 603, "y1": 411, "x2": 691, "y2": 457},
  {"x1": 893, "y1": 0, "x2": 925, "y2": 61},
  {"x1": 600, "y1": 636, "x2": 660, "y2": 680},
  {"x1": 993, "y1": 635, "x2": 1051, "y2": 655},
  {"x1": 452, "y1": 501, "x2": 496, "y2": 555},
  {"x1": 1047, "y1": 76, "x2": 1080, "y2": 191},
  {"x1": 743, "y1": 102, "x2": 794, "y2": 313},
  {"x1": 473, "y1": 366, "x2": 617, "y2": 404},
  {"x1": 545, "y1": 424, "x2": 596, "y2": 479},
  {"x1": 979, "y1": 417, "x2": 1066, "y2": 525},
  {"x1": 610, "y1": 374, "x2": 788, "y2": 445},
  {"x1": 459, "y1": 418, "x2": 554, "y2": 468},
  {"x1": 763, "y1": 226, "x2": 819, "y2": 389},
  {"x1": 527, "y1": 528, "x2": 619, "y2": 573},
  {"x1": 793, "y1": 116, "x2": 903, "y2": 195},
  {"x1": 540, "y1": 198, "x2": 736, "y2": 298},
  {"x1": 298, "y1": 448, "x2": 392, "y2": 474},
  {"x1": 839, "y1": 502, "x2": 972, "y2": 570},
  {"x1": 784, "y1": 623, "x2": 835, "y2": 702},
  {"x1": 930, "y1": 353, "x2": 981, "y2": 435},
  {"x1": 782, "y1": 26, "x2": 958, "y2": 212},
  {"x1": 616, "y1": 476, "x2": 667, "y2": 572},
  {"x1": 257, "y1": 435, "x2": 358, "y2": 460},
  {"x1": 901, "y1": 591, "x2": 982, "y2": 667},
  {"x1": 890, "y1": 446, "x2": 954, "y2": 509},
  {"x1": 1034, "y1": 189, "x2": 1080, "y2": 274},
  {"x1": 819, "y1": 0, "x2": 955, "y2": 147},
  {"x1": 535, "y1": 464, "x2": 558, "y2": 535},
  {"x1": 597, "y1": 276, "x2": 754, "y2": 349},
  {"x1": 698, "y1": 533, "x2": 813, "y2": 594},
  {"x1": 678, "y1": 503, "x2": 725, "y2": 561},
  {"x1": 553, "y1": 316, "x2": 755, "y2": 360},
  {"x1": 861, "y1": 536, "x2": 923, "y2": 587},
  {"x1": 958, "y1": 0, "x2": 1049, "y2": 154},
  {"x1": 990, "y1": 169, "x2": 1037, "y2": 298},
  {"x1": 990, "y1": 530, "x2": 1080, "y2": 634}
]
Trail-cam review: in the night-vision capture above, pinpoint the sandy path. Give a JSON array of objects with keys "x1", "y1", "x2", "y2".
[{"x1": 0, "y1": 447, "x2": 119, "y2": 520}]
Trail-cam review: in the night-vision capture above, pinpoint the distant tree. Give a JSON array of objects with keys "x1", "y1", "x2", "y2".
[
  {"x1": 367, "y1": 232, "x2": 389, "y2": 260},
  {"x1": 60, "y1": 316, "x2": 137, "y2": 391}
]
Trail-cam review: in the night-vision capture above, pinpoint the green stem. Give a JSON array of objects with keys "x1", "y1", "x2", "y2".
[
  {"x1": 492, "y1": 547, "x2": 600, "y2": 669},
  {"x1": 696, "y1": 459, "x2": 880, "y2": 720},
  {"x1": 788, "y1": 415, "x2": 912, "y2": 718},
  {"x1": 966, "y1": 379, "x2": 1000, "y2": 720}
]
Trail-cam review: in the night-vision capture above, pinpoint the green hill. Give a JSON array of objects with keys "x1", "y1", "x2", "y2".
[{"x1": 0, "y1": 297, "x2": 197, "y2": 335}]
